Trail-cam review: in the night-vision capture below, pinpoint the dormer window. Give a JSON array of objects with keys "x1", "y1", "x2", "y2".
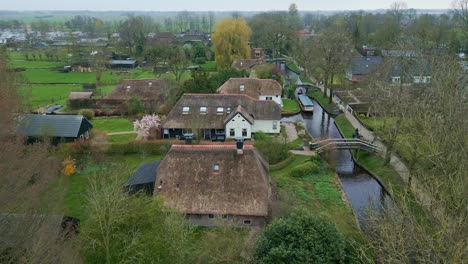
[
  {"x1": 200, "y1": 106, "x2": 207, "y2": 114},
  {"x1": 213, "y1": 163, "x2": 220, "y2": 173},
  {"x1": 182, "y1": 106, "x2": 190, "y2": 114},
  {"x1": 240, "y1": 85, "x2": 245, "y2": 92},
  {"x1": 226, "y1": 107, "x2": 231, "y2": 113},
  {"x1": 216, "y1": 107, "x2": 224, "y2": 114}
]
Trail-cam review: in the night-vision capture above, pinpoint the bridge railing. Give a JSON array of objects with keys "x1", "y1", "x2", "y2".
[{"x1": 309, "y1": 138, "x2": 382, "y2": 154}]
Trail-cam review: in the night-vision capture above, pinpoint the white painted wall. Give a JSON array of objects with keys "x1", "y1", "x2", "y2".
[
  {"x1": 258, "y1": 95, "x2": 283, "y2": 107},
  {"x1": 252, "y1": 120, "x2": 280, "y2": 134},
  {"x1": 225, "y1": 113, "x2": 252, "y2": 139}
]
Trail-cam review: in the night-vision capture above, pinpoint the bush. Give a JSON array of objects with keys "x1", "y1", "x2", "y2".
[
  {"x1": 256, "y1": 210, "x2": 349, "y2": 264},
  {"x1": 270, "y1": 154, "x2": 294, "y2": 171},
  {"x1": 194, "y1": 57, "x2": 206, "y2": 65},
  {"x1": 288, "y1": 85, "x2": 296, "y2": 99},
  {"x1": 126, "y1": 96, "x2": 145, "y2": 115},
  {"x1": 290, "y1": 161, "x2": 320, "y2": 178},
  {"x1": 253, "y1": 131, "x2": 268, "y2": 141},
  {"x1": 255, "y1": 142, "x2": 289, "y2": 164},
  {"x1": 79, "y1": 109, "x2": 95, "y2": 120},
  {"x1": 107, "y1": 141, "x2": 170, "y2": 155}
]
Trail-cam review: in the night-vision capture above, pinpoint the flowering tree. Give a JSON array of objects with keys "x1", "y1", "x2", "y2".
[{"x1": 133, "y1": 114, "x2": 161, "y2": 140}]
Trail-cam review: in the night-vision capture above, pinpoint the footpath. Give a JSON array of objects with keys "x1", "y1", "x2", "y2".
[{"x1": 319, "y1": 84, "x2": 433, "y2": 208}]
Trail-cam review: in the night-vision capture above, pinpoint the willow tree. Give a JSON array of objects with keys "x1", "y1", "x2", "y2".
[{"x1": 211, "y1": 18, "x2": 252, "y2": 68}]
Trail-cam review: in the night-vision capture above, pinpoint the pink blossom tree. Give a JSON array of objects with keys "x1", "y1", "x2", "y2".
[{"x1": 133, "y1": 114, "x2": 161, "y2": 140}]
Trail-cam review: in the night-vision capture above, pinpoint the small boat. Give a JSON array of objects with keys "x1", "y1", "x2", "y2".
[{"x1": 297, "y1": 94, "x2": 314, "y2": 112}]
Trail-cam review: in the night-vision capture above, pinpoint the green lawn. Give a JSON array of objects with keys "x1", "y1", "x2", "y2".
[
  {"x1": 334, "y1": 115, "x2": 355, "y2": 138},
  {"x1": 271, "y1": 155, "x2": 361, "y2": 239},
  {"x1": 64, "y1": 153, "x2": 162, "y2": 220},
  {"x1": 199, "y1": 60, "x2": 217, "y2": 71},
  {"x1": 21, "y1": 68, "x2": 157, "y2": 84},
  {"x1": 282, "y1": 98, "x2": 300, "y2": 113},
  {"x1": 92, "y1": 118, "x2": 134, "y2": 133},
  {"x1": 9, "y1": 60, "x2": 64, "y2": 68},
  {"x1": 26, "y1": 84, "x2": 82, "y2": 108},
  {"x1": 308, "y1": 89, "x2": 339, "y2": 113},
  {"x1": 286, "y1": 62, "x2": 301, "y2": 73}
]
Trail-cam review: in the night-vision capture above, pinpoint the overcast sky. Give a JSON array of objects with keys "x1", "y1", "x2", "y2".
[{"x1": 0, "y1": 0, "x2": 453, "y2": 11}]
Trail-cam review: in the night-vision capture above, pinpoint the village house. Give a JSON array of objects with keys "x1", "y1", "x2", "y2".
[
  {"x1": 389, "y1": 60, "x2": 431, "y2": 85},
  {"x1": 162, "y1": 94, "x2": 281, "y2": 141},
  {"x1": 217, "y1": 78, "x2": 283, "y2": 106},
  {"x1": 346, "y1": 56, "x2": 383, "y2": 83},
  {"x1": 147, "y1": 32, "x2": 177, "y2": 45},
  {"x1": 17, "y1": 114, "x2": 93, "y2": 144},
  {"x1": 154, "y1": 143, "x2": 271, "y2": 227}
]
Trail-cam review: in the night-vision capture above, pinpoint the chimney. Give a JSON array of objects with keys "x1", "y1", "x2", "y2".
[{"x1": 236, "y1": 137, "x2": 244, "y2": 155}]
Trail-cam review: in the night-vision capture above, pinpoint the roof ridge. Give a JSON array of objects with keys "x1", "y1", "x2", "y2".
[
  {"x1": 183, "y1": 93, "x2": 277, "y2": 103},
  {"x1": 172, "y1": 144, "x2": 253, "y2": 150}
]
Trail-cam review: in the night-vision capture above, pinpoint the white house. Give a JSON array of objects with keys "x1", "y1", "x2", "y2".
[
  {"x1": 217, "y1": 78, "x2": 283, "y2": 107},
  {"x1": 162, "y1": 94, "x2": 282, "y2": 140}
]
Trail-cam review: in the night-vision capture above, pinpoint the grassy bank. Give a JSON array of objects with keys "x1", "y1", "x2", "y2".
[
  {"x1": 282, "y1": 98, "x2": 300, "y2": 114},
  {"x1": 271, "y1": 155, "x2": 362, "y2": 240},
  {"x1": 334, "y1": 114, "x2": 429, "y2": 223},
  {"x1": 307, "y1": 89, "x2": 337, "y2": 113}
]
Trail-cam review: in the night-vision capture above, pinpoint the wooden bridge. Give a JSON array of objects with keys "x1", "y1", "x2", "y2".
[{"x1": 309, "y1": 138, "x2": 382, "y2": 154}]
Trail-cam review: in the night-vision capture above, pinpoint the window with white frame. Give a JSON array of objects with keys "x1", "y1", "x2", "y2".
[
  {"x1": 182, "y1": 106, "x2": 190, "y2": 114},
  {"x1": 199, "y1": 106, "x2": 207, "y2": 114},
  {"x1": 216, "y1": 107, "x2": 224, "y2": 114},
  {"x1": 243, "y1": 219, "x2": 252, "y2": 225},
  {"x1": 226, "y1": 107, "x2": 231, "y2": 113},
  {"x1": 240, "y1": 85, "x2": 245, "y2": 91},
  {"x1": 392, "y1": 77, "x2": 401, "y2": 83}
]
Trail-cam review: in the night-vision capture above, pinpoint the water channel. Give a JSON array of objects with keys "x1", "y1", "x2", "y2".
[{"x1": 283, "y1": 69, "x2": 391, "y2": 227}]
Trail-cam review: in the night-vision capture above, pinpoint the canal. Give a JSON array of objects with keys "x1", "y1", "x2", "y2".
[{"x1": 282, "y1": 101, "x2": 392, "y2": 227}]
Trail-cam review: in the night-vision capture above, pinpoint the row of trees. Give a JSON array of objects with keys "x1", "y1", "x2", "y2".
[{"x1": 360, "y1": 52, "x2": 468, "y2": 263}]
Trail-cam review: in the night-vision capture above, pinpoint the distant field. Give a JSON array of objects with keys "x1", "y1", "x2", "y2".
[
  {"x1": 22, "y1": 69, "x2": 131, "y2": 84},
  {"x1": 25, "y1": 84, "x2": 81, "y2": 108},
  {"x1": 9, "y1": 60, "x2": 64, "y2": 69}
]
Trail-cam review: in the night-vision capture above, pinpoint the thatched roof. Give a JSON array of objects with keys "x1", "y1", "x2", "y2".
[
  {"x1": 163, "y1": 94, "x2": 281, "y2": 129},
  {"x1": 232, "y1": 59, "x2": 262, "y2": 71},
  {"x1": 218, "y1": 78, "x2": 282, "y2": 98},
  {"x1": 105, "y1": 79, "x2": 168, "y2": 100},
  {"x1": 68, "y1": 92, "x2": 93, "y2": 100},
  {"x1": 155, "y1": 145, "x2": 270, "y2": 216}
]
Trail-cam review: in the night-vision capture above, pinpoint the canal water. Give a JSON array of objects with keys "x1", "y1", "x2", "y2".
[{"x1": 282, "y1": 101, "x2": 392, "y2": 226}]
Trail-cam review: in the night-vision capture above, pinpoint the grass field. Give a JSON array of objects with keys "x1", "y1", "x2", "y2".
[
  {"x1": 92, "y1": 118, "x2": 134, "y2": 133},
  {"x1": 9, "y1": 60, "x2": 64, "y2": 69},
  {"x1": 64, "y1": 153, "x2": 162, "y2": 220},
  {"x1": 271, "y1": 155, "x2": 361, "y2": 239},
  {"x1": 282, "y1": 98, "x2": 300, "y2": 113},
  {"x1": 25, "y1": 84, "x2": 82, "y2": 108}
]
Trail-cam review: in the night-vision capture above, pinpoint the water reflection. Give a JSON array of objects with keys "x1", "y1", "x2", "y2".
[{"x1": 282, "y1": 99, "x2": 392, "y2": 224}]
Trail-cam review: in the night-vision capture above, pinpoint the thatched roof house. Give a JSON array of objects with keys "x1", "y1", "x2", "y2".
[
  {"x1": 105, "y1": 79, "x2": 169, "y2": 101},
  {"x1": 162, "y1": 94, "x2": 281, "y2": 140},
  {"x1": 217, "y1": 78, "x2": 283, "y2": 106},
  {"x1": 68, "y1": 92, "x2": 93, "y2": 100},
  {"x1": 155, "y1": 144, "x2": 271, "y2": 227}
]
